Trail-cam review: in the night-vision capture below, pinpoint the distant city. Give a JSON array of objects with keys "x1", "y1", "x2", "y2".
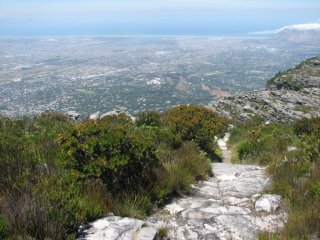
[{"x1": 0, "y1": 36, "x2": 319, "y2": 118}]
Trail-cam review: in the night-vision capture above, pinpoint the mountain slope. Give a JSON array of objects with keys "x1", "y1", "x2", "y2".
[
  {"x1": 212, "y1": 57, "x2": 320, "y2": 123},
  {"x1": 276, "y1": 23, "x2": 320, "y2": 42}
]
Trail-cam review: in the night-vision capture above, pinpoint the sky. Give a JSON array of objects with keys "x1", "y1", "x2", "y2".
[{"x1": 0, "y1": 0, "x2": 320, "y2": 36}]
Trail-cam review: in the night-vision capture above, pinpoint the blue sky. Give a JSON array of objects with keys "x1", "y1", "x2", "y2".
[{"x1": 0, "y1": 0, "x2": 319, "y2": 36}]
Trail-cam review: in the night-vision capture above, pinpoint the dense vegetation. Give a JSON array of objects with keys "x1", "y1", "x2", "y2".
[
  {"x1": 2, "y1": 101, "x2": 318, "y2": 239},
  {"x1": 229, "y1": 116, "x2": 320, "y2": 239},
  {"x1": 0, "y1": 105, "x2": 226, "y2": 239}
]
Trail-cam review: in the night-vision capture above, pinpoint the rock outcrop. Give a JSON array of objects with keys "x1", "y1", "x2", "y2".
[
  {"x1": 87, "y1": 110, "x2": 136, "y2": 122},
  {"x1": 100, "y1": 110, "x2": 136, "y2": 122},
  {"x1": 211, "y1": 57, "x2": 320, "y2": 123}
]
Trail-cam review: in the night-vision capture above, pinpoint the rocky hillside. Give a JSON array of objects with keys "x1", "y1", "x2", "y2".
[{"x1": 211, "y1": 57, "x2": 320, "y2": 123}]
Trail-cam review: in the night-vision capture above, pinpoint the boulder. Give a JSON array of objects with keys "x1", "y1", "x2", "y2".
[
  {"x1": 255, "y1": 194, "x2": 282, "y2": 213},
  {"x1": 89, "y1": 111, "x2": 100, "y2": 121},
  {"x1": 238, "y1": 113, "x2": 250, "y2": 121},
  {"x1": 243, "y1": 104, "x2": 253, "y2": 111},
  {"x1": 100, "y1": 110, "x2": 136, "y2": 122},
  {"x1": 66, "y1": 111, "x2": 80, "y2": 120},
  {"x1": 100, "y1": 110, "x2": 121, "y2": 119}
]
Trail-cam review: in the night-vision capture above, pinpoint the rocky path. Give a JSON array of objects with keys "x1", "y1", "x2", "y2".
[
  {"x1": 79, "y1": 134, "x2": 287, "y2": 240},
  {"x1": 217, "y1": 132, "x2": 232, "y2": 164}
]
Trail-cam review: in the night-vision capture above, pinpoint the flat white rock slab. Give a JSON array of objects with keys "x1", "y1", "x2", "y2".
[
  {"x1": 147, "y1": 163, "x2": 287, "y2": 240},
  {"x1": 78, "y1": 216, "x2": 157, "y2": 240}
]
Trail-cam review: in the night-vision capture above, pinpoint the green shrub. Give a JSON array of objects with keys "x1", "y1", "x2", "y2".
[
  {"x1": 237, "y1": 140, "x2": 253, "y2": 161},
  {"x1": 293, "y1": 117, "x2": 320, "y2": 136},
  {"x1": 0, "y1": 113, "x2": 100, "y2": 239},
  {"x1": 0, "y1": 112, "x2": 72, "y2": 192},
  {"x1": 163, "y1": 105, "x2": 227, "y2": 160},
  {"x1": 231, "y1": 122, "x2": 295, "y2": 165},
  {"x1": 59, "y1": 114, "x2": 159, "y2": 193},
  {"x1": 311, "y1": 181, "x2": 320, "y2": 198},
  {"x1": 136, "y1": 110, "x2": 162, "y2": 127},
  {"x1": 145, "y1": 125, "x2": 183, "y2": 149},
  {"x1": 0, "y1": 106, "x2": 226, "y2": 238}
]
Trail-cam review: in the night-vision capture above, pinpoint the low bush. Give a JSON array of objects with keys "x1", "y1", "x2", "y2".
[
  {"x1": 0, "y1": 112, "x2": 102, "y2": 239},
  {"x1": 230, "y1": 122, "x2": 295, "y2": 165},
  {"x1": 0, "y1": 105, "x2": 226, "y2": 238},
  {"x1": 230, "y1": 117, "x2": 320, "y2": 239},
  {"x1": 163, "y1": 105, "x2": 227, "y2": 159},
  {"x1": 136, "y1": 110, "x2": 162, "y2": 127},
  {"x1": 59, "y1": 114, "x2": 159, "y2": 193}
]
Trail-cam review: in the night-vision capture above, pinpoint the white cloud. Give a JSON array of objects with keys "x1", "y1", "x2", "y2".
[
  {"x1": 252, "y1": 30, "x2": 278, "y2": 35},
  {"x1": 252, "y1": 21, "x2": 320, "y2": 35},
  {"x1": 278, "y1": 23, "x2": 320, "y2": 31}
]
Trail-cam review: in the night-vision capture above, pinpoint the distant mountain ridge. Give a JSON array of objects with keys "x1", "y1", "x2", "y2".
[
  {"x1": 276, "y1": 23, "x2": 320, "y2": 42},
  {"x1": 255, "y1": 22, "x2": 320, "y2": 42},
  {"x1": 211, "y1": 57, "x2": 320, "y2": 123},
  {"x1": 277, "y1": 28, "x2": 320, "y2": 42}
]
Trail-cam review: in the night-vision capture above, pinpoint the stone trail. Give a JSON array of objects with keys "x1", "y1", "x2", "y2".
[
  {"x1": 217, "y1": 132, "x2": 232, "y2": 164},
  {"x1": 78, "y1": 135, "x2": 287, "y2": 240}
]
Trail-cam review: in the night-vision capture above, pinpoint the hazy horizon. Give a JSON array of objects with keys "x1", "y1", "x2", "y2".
[{"x1": 1, "y1": 0, "x2": 320, "y2": 36}]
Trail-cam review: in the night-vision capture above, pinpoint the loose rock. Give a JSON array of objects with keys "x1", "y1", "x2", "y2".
[
  {"x1": 89, "y1": 111, "x2": 100, "y2": 121},
  {"x1": 255, "y1": 194, "x2": 283, "y2": 213}
]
